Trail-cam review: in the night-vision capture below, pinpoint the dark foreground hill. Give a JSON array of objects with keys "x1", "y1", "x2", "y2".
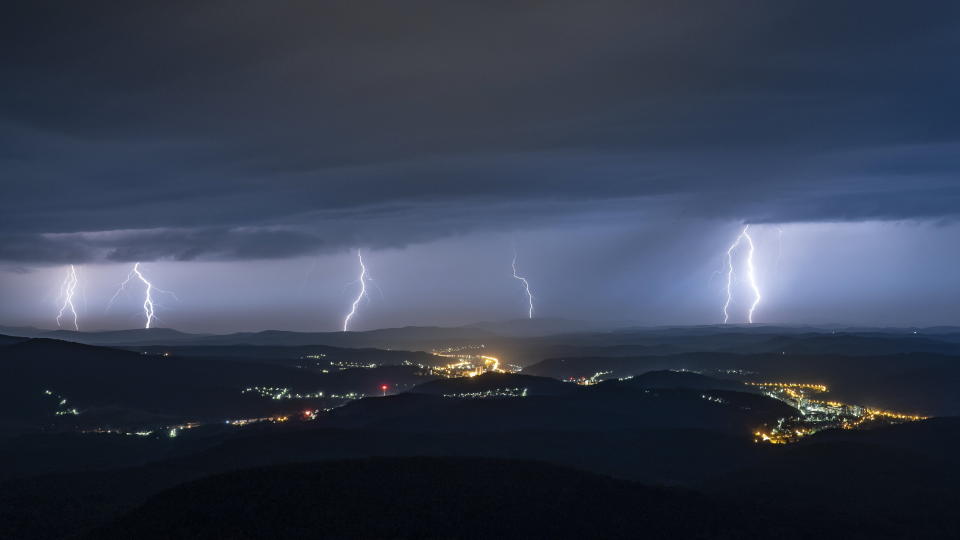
[
  {"x1": 86, "y1": 453, "x2": 960, "y2": 540},
  {"x1": 3, "y1": 419, "x2": 960, "y2": 539},
  {"x1": 88, "y1": 458, "x2": 733, "y2": 540}
]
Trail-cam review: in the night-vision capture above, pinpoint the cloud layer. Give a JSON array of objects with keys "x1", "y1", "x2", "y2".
[{"x1": 3, "y1": 1, "x2": 960, "y2": 263}]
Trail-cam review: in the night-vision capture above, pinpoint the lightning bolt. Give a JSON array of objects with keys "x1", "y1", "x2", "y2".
[
  {"x1": 342, "y1": 250, "x2": 368, "y2": 332},
  {"x1": 722, "y1": 225, "x2": 762, "y2": 324},
  {"x1": 56, "y1": 265, "x2": 79, "y2": 331},
  {"x1": 512, "y1": 251, "x2": 534, "y2": 319},
  {"x1": 109, "y1": 262, "x2": 175, "y2": 329}
]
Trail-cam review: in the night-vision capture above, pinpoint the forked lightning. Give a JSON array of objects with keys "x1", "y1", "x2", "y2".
[
  {"x1": 56, "y1": 265, "x2": 79, "y2": 331},
  {"x1": 109, "y1": 262, "x2": 175, "y2": 329},
  {"x1": 723, "y1": 225, "x2": 762, "y2": 324}
]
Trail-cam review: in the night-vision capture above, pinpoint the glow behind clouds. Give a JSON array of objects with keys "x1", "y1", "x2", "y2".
[{"x1": 2, "y1": 221, "x2": 959, "y2": 332}]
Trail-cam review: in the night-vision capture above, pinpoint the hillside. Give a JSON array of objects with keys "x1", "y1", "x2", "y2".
[
  {"x1": 86, "y1": 458, "x2": 733, "y2": 540},
  {"x1": 0, "y1": 334, "x2": 29, "y2": 346},
  {"x1": 128, "y1": 343, "x2": 441, "y2": 368},
  {"x1": 525, "y1": 352, "x2": 960, "y2": 416},
  {"x1": 4, "y1": 415, "x2": 960, "y2": 539},
  {"x1": 410, "y1": 372, "x2": 576, "y2": 396},
  {"x1": 0, "y1": 339, "x2": 434, "y2": 430},
  {"x1": 609, "y1": 370, "x2": 746, "y2": 391},
  {"x1": 318, "y1": 384, "x2": 794, "y2": 434}
]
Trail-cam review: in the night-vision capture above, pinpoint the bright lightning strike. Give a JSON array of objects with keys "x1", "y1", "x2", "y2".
[
  {"x1": 56, "y1": 265, "x2": 79, "y2": 331},
  {"x1": 109, "y1": 262, "x2": 174, "y2": 329},
  {"x1": 342, "y1": 250, "x2": 369, "y2": 332},
  {"x1": 512, "y1": 251, "x2": 534, "y2": 319},
  {"x1": 722, "y1": 225, "x2": 762, "y2": 324}
]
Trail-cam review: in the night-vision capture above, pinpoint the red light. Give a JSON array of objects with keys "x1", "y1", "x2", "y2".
[{"x1": 380, "y1": 384, "x2": 389, "y2": 391}]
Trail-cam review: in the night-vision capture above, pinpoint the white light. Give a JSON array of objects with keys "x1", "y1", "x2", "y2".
[
  {"x1": 511, "y1": 251, "x2": 534, "y2": 319},
  {"x1": 342, "y1": 250, "x2": 369, "y2": 332},
  {"x1": 722, "y1": 225, "x2": 762, "y2": 324},
  {"x1": 108, "y1": 262, "x2": 176, "y2": 329},
  {"x1": 56, "y1": 265, "x2": 79, "y2": 331}
]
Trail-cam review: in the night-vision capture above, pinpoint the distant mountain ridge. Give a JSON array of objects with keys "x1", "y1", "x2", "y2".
[
  {"x1": 0, "y1": 325, "x2": 497, "y2": 350},
  {"x1": 5, "y1": 322, "x2": 960, "y2": 350},
  {"x1": 608, "y1": 370, "x2": 747, "y2": 392}
]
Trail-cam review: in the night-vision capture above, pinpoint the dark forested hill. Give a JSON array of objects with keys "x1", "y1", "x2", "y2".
[
  {"x1": 0, "y1": 339, "x2": 434, "y2": 430},
  {"x1": 525, "y1": 352, "x2": 960, "y2": 416},
  {"x1": 410, "y1": 371, "x2": 576, "y2": 396},
  {"x1": 87, "y1": 458, "x2": 737, "y2": 540},
  {"x1": 86, "y1": 452, "x2": 960, "y2": 540}
]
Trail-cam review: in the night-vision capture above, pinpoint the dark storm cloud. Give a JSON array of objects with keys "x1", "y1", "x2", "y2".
[
  {"x1": 2, "y1": 0, "x2": 960, "y2": 263},
  {"x1": 0, "y1": 197, "x2": 632, "y2": 263},
  {"x1": 0, "y1": 228, "x2": 331, "y2": 263}
]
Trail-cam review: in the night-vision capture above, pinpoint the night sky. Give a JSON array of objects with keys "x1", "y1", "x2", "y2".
[{"x1": 2, "y1": 1, "x2": 960, "y2": 331}]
